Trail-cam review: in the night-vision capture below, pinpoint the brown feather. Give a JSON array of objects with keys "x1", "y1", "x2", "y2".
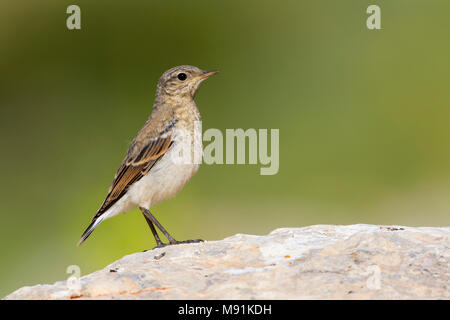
[{"x1": 93, "y1": 136, "x2": 173, "y2": 219}]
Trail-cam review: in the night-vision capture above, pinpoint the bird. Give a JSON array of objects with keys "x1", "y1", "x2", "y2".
[{"x1": 77, "y1": 65, "x2": 218, "y2": 248}]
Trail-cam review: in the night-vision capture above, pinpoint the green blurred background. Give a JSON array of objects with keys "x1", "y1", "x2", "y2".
[{"x1": 1, "y1": 0, "x2": 449, "y2": 297}]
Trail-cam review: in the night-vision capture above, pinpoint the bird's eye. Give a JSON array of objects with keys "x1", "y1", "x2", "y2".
[{"x1": 177, "y1": 73, "x2": 187, "y2": 81}]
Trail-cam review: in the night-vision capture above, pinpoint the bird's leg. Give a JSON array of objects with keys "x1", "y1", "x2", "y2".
[
  {"x1": 140, "y1": 209, "x2": 164, "y2": 247},
  {"x1": 139, "y1": 207, "x2": 203, "y2": 248},
  {"x1": 140, "y1": 207, "x2": 177, "y2": 244}
]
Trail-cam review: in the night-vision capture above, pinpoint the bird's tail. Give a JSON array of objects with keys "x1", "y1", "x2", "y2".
[{"x1": 77, "y1": 215, "x2": 105, "y2": 246}]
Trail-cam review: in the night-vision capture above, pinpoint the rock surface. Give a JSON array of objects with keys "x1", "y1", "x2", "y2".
[{"x1": 4, "y1": 224, "x2": 450, "y2": 300}]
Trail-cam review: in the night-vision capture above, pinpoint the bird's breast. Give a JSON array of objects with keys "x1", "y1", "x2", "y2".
[{"x1": 128, "y1": 127, "x2": 203, "y2": 209}]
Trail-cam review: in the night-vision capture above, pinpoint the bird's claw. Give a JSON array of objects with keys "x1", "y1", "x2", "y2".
[
  {"x1": 148, "y1": 239, "x2": 204, "y2": 250},
  {"x1": 171, "y1": 239, "x2": 204, "y2": 245}
]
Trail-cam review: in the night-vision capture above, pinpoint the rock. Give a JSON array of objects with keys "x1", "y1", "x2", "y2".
[{"x1": 4, "y1": 224, "x2": 449, "y2": 299}]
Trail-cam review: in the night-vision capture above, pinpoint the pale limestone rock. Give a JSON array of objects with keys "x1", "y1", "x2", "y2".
[{"x1": 4, "y1": 225, "x2": 449, "y2": 300}]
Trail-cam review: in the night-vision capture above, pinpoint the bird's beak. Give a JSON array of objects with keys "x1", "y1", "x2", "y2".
[
  {"x1": 203, "y1": 70, "x2": 219, "y2": 77},
  {"x1": 190, "y1": 70, "x2": 219, "y2": 82}
]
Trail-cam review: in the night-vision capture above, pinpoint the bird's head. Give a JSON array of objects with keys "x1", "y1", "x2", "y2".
[{"x1": 156, "y1": 65, "x2": 218, "y2": 100}]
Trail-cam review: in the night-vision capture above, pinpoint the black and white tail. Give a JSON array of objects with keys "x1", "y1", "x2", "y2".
[{"x1": 77, "y1": 215, "x2": 105, "y2": 246}]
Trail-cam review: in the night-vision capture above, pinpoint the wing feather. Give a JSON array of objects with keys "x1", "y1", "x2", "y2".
[{"x1": 93, "y1": 136, "x2": 173, "y2": 219}]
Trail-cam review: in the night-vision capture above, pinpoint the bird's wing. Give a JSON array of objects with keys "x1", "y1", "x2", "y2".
[{"x1": 93, "y1": 136, "x2": 173, "y2": 219}]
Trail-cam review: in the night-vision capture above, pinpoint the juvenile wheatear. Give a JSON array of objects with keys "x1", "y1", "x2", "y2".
[{"x1": 78, "y1": 65, "x2": 218, "y2": 247}]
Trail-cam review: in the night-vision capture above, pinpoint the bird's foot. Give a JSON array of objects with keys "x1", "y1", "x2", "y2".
[
  {"x1": 145, "y1": 239, "x2": 204, "y2": 251},
  {"x1": 171, "y1": 239, "x2": 204, "y2": 245}
]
